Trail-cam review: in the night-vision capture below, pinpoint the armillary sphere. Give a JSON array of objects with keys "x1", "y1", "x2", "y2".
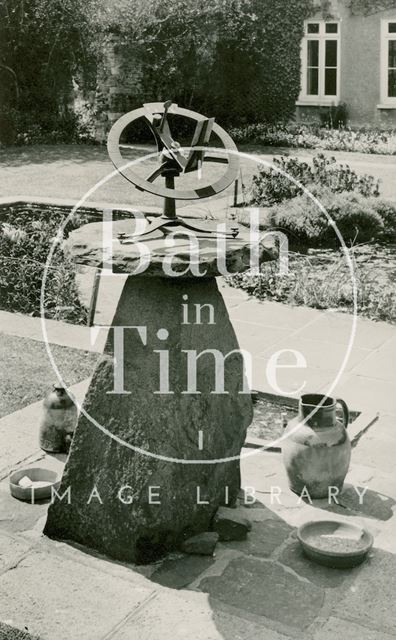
[{"x1": 107, "y1": 101, "x2": 240, "y2": 239}]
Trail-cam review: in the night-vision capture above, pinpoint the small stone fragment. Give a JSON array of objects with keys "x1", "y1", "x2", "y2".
[
  {"x1": 181, "y1": 532, "x2": 219, "y2": 556},
  {"x1": 212, "y1": 507, "x2": 252, "y2": 541},
  {"x1": 18, "y1": 476, "x2": 33, "y2": 488}
]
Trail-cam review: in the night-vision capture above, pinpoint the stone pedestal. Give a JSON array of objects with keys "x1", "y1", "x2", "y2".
[{"x1": 44, "y1": 220, "x2": 275, "y2": 563}]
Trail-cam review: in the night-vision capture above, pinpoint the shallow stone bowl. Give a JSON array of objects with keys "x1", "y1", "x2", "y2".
[
  {"x1": 9, "y1": 467, "x2": 60, "y2": 502},
  {"x1": 297, "y1": 519, "x2": 373, "y2": 569}
]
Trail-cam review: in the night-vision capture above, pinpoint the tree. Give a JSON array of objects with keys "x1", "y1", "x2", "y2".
[{"x1": 0, "y1": 0, "x2": 97, "y2": 140}]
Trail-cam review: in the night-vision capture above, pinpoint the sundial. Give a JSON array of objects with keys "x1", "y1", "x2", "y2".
[
  {"x1": 107, "y1": 100, "x2": 240, "y2": 239},
  {"x1": 45, "y1": 103, "x2": 276, "y2": 564}
]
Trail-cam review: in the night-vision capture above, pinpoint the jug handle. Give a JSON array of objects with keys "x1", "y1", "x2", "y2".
[{"x1": 336, "y1": 398, "x2": 349, "y2": 428}]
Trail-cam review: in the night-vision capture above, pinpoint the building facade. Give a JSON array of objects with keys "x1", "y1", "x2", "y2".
[{"x1": 296, "y1": 1, "x2": 396, "y2": 125}]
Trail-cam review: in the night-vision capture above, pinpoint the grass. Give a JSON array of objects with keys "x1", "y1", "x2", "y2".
[
  {"x1": 0, "y1": 333, "x2": 97, "y2": 417},
  {"x1": 0, "y1": 622, "x2": 40, "y2": 639},
  {"x1": 1, "y1": 143, "x2": 396, "y2": 205}
]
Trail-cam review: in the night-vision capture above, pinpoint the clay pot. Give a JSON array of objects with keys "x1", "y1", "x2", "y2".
[
  {"x1": 39, "y1": 384, "x2": 77, "y2": 453},
  {"x1": 282, "y1": 393, "x2": 351, "y2": 499}
]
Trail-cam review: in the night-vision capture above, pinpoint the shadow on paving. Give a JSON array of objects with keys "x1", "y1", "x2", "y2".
[
  {"x1": 149, "y1": 500, "x2": 363, "y2": 637},
  {"x1": 304, "y1": 483, "x2": 396, "y2": 522}
]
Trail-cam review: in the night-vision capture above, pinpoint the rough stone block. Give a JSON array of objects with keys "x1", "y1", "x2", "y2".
[
  {"x1": 44, "y1": 276, "x2": 253, "y2": 563},
  {"x1": 181, "y1": 532, "x2": 219, "y2": 556},
  {"x1": 212, "y1": 506, "x2": 252, "y2": 541}
]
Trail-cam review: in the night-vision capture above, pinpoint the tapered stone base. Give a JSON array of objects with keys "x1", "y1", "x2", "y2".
[{"x1": 44, "y1": 276, "x2": 253, "y2": 563}]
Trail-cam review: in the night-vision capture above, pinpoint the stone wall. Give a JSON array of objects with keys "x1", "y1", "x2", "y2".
[{"x1": 94, "y1": 37, "x2": 144, "y2": 143}]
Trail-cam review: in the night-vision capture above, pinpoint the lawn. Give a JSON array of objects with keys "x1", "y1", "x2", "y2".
[
  {"x1": 0, "y1": 333, "x2": 97, "y2": 417},
  {"x1": 1, "y1": 143, "x2": 396, "y2": 207}
]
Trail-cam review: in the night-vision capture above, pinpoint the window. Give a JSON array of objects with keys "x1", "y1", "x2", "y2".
[
  {"x1": 380, "y1": 20, "x2": 396, "y2": 105},
  {"x1": 299, "y1": 21, "x2": 340, "y2": 104}
]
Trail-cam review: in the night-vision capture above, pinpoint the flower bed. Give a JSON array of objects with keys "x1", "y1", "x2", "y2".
[
  {"x1": 229, "y1": 122, "x2": 396, "y2": 155},
  {"x1": 228, "y1": 244, "x2": 396, "y2": 324},
  {"x1": 0, "y1": 206, "x2": 89, "y2": 324}
]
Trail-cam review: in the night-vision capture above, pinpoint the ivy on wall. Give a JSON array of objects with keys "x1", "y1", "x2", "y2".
[
  {"x1": 347, "y1": 0, "x2": 396, "y2": 15},
  {"x1": 97, "y1": 0, "x2": 315, "y2": 127}
]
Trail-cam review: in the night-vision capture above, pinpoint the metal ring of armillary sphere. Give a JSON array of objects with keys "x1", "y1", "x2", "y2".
[{"x1": 107, "y1": 101, "x2": 240, "y2": 239}]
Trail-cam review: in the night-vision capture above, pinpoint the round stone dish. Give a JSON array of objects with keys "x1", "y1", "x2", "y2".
[
  {"x1": 297, "y1": 520, "x2": 373, "y2": 569},
  {"x1": 9, "y1": 467, "x2": 60, "y2": 502}
]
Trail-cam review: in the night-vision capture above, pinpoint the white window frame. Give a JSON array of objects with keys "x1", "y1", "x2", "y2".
[
  {"x1": 379, "y1": 19, "x2": 396, "y2": 108},
  {"x1": 297, "y1": 20, "x2": 340, "y2": 106}
]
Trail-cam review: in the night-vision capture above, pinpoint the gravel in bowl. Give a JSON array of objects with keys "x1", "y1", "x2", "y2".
[{"x1": 297, "y1": 519, "x2": 373, "y2": 568}]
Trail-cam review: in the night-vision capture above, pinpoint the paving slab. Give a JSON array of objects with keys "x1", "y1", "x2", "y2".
[
  {"x1": 333, "y1": 550, "x2": 396, "y2": 634},
  {"x1": 221, "y1": 517, "x2": 292, "y2": 558},
  {"x1": 110, "y1": 590, "x2": 224, "y2": 640},
  {"x1": 150, "y1": 553, "x2": 215, "y2": 589},
  {"x1": 0, "y1": 532, "x2": 34, "y2": 574},
  {"x1": 199, "y1": 556, "x2": 324, "y2": 631},
  {"x1": 229, "y1": 300, "x2": 321, "y2": 330},
  {"x1": 251, "y1": 356, "x2": 334, "y2": 397},
  {"x1": 319, "y1": 374, "x2": 396, "y2": 416},
  {"x1": 350, "y1": 432, "x2": 396, "y2": 475},
  {"x1": 0, "y1": 549, "x2": 154, "y2": 640},
  {"x1": 0, "y1": 479, "x2": 48, "y2": 535},
  {"x1": 313, "y1": 616, "x2": 396, "y2": 640},
  {"x1": 211, "y1": 609, "x2": 292, "y2": 640},
  {"x1": 259, "y1": 336, "x2": 370, "y2": 373},
  {"x1": 350, "y1": 335, "x2": 396, "y2": 381},
  {"x1": 231, "y1": 319, "x2": 291, "y2": 355},
  {"x1": 292, "y1": 310, "x2": 395, "y2": 351},
  {"x1": 0, "y1": 311, "x2": 106, "y2": 353},
  {"x1": 278, "y1": 540, "x2": 352, "y2": 589}
]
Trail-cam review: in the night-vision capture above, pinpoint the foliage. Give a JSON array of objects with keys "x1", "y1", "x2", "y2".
[
  {"x1": 229, "y1": 122, "x2": 396, "y2": 154},
  {"x1": 249, "y1": 153, "x2": 381, "y2": 206},
  {"x1": 0, "y1": 208, "x2": 88, "y2": 323},
  {"x1": 268, "y1": 188, "x2": 387, "y2": 247},
  {"x1": 347, "y1": 0, "x2": 396, "y2": 15},
  {"x1": 0, "y1": 0, "x2": 97, "y2": 143},
  {"x1": 95, "y1": 0, "x2": 315, "y2": 126},
  {"x1": 0, "y1": 105, "x2": 95, "y2": 145},
  {"x1": 227, "y1": 244, "x2": 396, "y2": 323}
]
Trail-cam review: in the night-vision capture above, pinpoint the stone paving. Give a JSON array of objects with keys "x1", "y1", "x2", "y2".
[{"x1": 0, "y1": 283, "x2": 395, "y2": 639}]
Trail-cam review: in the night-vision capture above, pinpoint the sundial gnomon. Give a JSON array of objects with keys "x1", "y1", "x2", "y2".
[{"x1": 107, "y1": 101, "x2": 240, "y2": 240}]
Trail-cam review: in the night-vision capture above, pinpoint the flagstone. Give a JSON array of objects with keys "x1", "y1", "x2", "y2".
[
  {"x1": 199, "y1": 556, "x2": 324, "y2": 630},
  {"x1": 0, "y1": 550, "x2": 154, "y2": 640}
]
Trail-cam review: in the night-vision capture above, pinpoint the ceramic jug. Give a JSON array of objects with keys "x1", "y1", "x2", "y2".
[
  {"x1": 282, "y1": 393, "x2": 351, "y2": 499},
  {"x1": 39, "y1": 384, "x2": 77, "y2": 453}
]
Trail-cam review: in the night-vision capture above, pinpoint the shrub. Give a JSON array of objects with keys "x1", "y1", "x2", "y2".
[
  {"x1": 249, "y1": 153, "x2": 381, "y2": 206},
  {"x1": 369, "y1": 198, "x2": 396, "y2": 240},
  {"x1": 269, "y1": 189, "x2": 386, "y2": 247},
  {"x1": 0, "y1": 208, "x2": 87, "y2": 323},
  {"x1": 229, "y1": 122, "x2": 396, "y2": 155},
  {"x1": 0, "y1": 106, "x2": 96, "y2": 146}
]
